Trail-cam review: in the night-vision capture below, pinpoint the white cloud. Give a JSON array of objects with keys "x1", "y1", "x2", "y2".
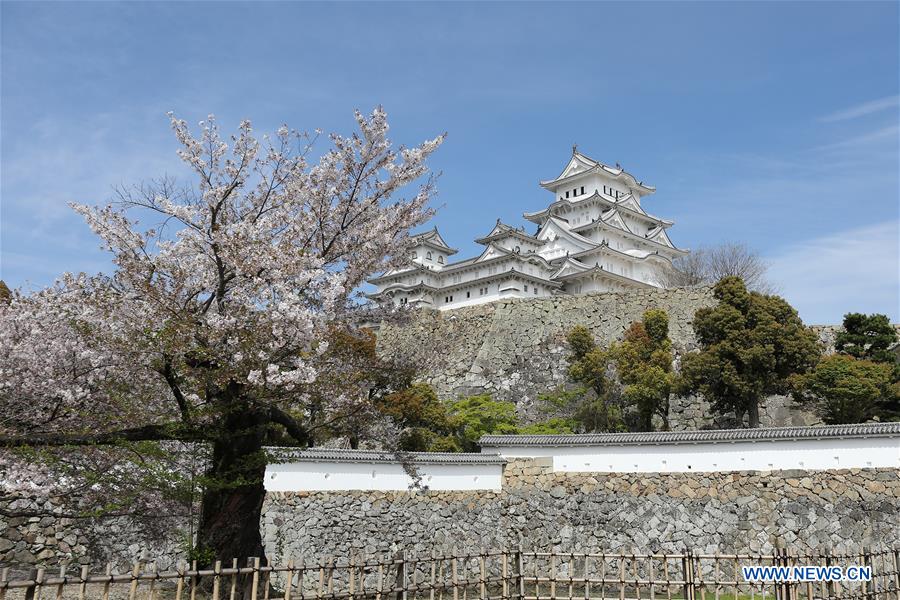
[
  {"x1": 767, "y1": 221, "x2": 899, "y2": 324},
  {"x1": 819, "y1": 95, "x2": 900, "y2": 122}
]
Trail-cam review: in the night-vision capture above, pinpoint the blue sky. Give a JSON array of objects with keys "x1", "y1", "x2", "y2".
[{"x1": 1, "y1": 1, "x2": 897, "y2": 323}]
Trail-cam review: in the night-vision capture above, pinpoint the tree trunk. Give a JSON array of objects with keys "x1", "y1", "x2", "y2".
[
  {"x1": 196, "y1": 402, "x2": 269, "y2": 597},
  {"x1": 747, "y1": 400, "x2": 760, "y2": 428}
]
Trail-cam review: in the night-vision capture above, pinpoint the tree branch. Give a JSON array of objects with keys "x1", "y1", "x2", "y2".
[
  {"x1": 268, "y1": 407, "x2": 309, "y2": 446},
  {"x1": 0, "y1": 423, "x2": 199, "y2": 448}
]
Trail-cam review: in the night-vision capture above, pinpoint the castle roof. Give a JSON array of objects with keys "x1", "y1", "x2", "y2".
[
  {"x1": 475, "y1": 220, "x2": 546, "y2": 246},
  {"x1": 539, "y1": 150, "x2": 655, "y2": 195},
  {"x1": 410, "y1": 227, "x2": 458, "y2": 255},
  {"x1": 524, "y1": 191, "x2": 672, "y2": 228}
]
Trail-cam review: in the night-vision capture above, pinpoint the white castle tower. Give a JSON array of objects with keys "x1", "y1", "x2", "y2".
[{"x1": 368, "y1": 148, "x2": 686, "y2": 310}]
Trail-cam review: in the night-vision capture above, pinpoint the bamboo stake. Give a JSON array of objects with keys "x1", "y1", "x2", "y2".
[
  {"x1": 349, "y1": 555, "x2": 356, "y2": 600},
  {"x1": 54, "y1": 564, "x2": 65, "y2": 600},
  {"x1": 376, "y1": 559, "x2": 384, "y2": 600},
  {"x1": 502, "y1": 551, "x2": 508, "y2": 600},
  {"x1": 663, "y1": 555, "x2": 672, "y2": 600},
  {"x1": 431, "y1": 550, "x2": 437, "y2": 600},
  {"x1": 128, "y1": 562, "x2": 140, "y2": 600},
  {"x1": 480, "y1": 550, "x2": 486, "y2": 600},
  {"x1": 583, "y1": 555, "x2": 591, "y2": 600},
  {"x1": 102, "y1": 563, "x2": 112, "y2": 600},
  {"x1": 34, "y1": 567, "x2": 45, "y2": 600},
  {"x1": 632, "y1": 551, "x2": 640, "y2": 600},
  {"x1": 190, "y1": 560, "x2": 198, "y2": 600},
  {"x1": 175, "y1": 562, "x2": 184, "y2": 600},
  {"x1": 228, "y1": 558, "x2": 238, "y2": 600},
  {"x1": 550, "y1": 551, "x2": 556, "y2": 600},
  {"x1": 77, "y1": 565, "x2": 88, "y2": 600},
  {"x1": 250, "y1": 557, "x2": 260, "y2": 600},
  {"x1": 147, "y1": 563, "x2": 157, "y2": 600},
  {"x1": 0, "y1": 567, "x2": 7, "y2": 600},
  {"x1": 619, "y1": 556, "x2": 625, "y2": 600},
  {"x1": 212, "y1": 560, "x2": 222, "y2": 600},
  {"x1": 327, "y1": 557, "x2": 334, "y2": 597},
  {"x1": 301, "y1": 557, "x2": 308, "y2": 600},
  {"x1": 600, "y1": 552, "x2": 606, "y2": 600},
  {"x1": 263, "y1": 557, "x2": 271, "y2": 600},
  {"x1": 452, "y1": 553, "x2": 459, "y2": 600},
  {"x1": 568, "y1": 552, "x2": 575, "y2": 600},
  {"x1": 285, "y1": 559, "x2": 295, "y2": 600}
]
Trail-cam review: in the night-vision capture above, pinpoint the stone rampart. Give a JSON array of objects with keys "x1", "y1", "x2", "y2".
[{"x1": 377, "y1": 288, "x2": 827, "y2": 428}]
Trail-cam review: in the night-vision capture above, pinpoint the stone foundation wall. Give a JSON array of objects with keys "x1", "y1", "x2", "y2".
[
  {"x1": 0, "y1": 497, "x2": 187, "y2": 573},
  {"x1": 262, "y1": 460, "x2": 899, "y2": 562},
  {"x1": 4, "y1": 461, "x2": 897, "y2": 571}
]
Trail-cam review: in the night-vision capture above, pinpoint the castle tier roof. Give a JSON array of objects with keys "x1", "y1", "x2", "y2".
[
  {"x1": 539, "y1": 151, "x2": 655, "y2": 195},
  {"x1": 367, "y1": 244, "x2": 558, "y2": 287},
  {"x1": 552, "y1": 264, "x2": 655, "y2": 289},
  {"x1": 572, "y1": 217, "x2": 688, "y2": 256},
  {"x1": 570, "y1": 241, "x2": 674, "y2": 265},
  {"x1": 410, "y1": 227, "x2": 458, "y2": 255},
  {"x1": 475, "y1": 220, "x2": 546, "y2": 246},
  {"x1": 524, "y1": 191, "x2": 673, "y2": 228},
  {"x1": 479, "y1": 423, "x2": 900, "y2": 447}
]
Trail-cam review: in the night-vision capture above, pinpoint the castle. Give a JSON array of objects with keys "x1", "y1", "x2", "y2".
[{"x1": 368, "y1": 148, "x2": 686, "y2": 310}]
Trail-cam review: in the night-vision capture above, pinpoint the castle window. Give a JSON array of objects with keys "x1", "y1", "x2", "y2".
[
  {"x1": 573, "y1": 188, "x2": 577, "y2": 197},
  {"x1": 524, "y1": 285, "x2": 528, "y2": 292},
  {"x1": 467, "y1": 291, "x2": 471, "y2": 298},
  {"x1": 438, "y1": 256, "x2": 444, "y2": 264},
  {"x1": 426, "y1": 252, "x2": 433, "y2": 261},
  {"x1": 565, "y1": 191, "x2": 570, "y2": 198},
  {"x1": 580, "y1": 186, "x2": 585, "y2": 195},
  {"x1": 534, "y1": 286, "x2": 538, "y2": 295}
]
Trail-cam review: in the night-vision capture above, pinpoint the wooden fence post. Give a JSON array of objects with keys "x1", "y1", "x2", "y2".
[
  {"x1": 892, "y1": 547, "x2": 900, "y2": 600},
  {"x1": 250, "y1": 557, "x2": 260, "y2": 600},
  {"x1": 515, "y1": 546, "x2": 524, "y2": 600},
  {"x1": 23, "y1": 567, "x2": 38, "y2": 600},
  {"x1": 682, "y1": 550, "x2": 694, "y2": 600}
]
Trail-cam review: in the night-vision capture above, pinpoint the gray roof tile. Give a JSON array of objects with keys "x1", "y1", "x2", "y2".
[
  {"x1": 267, "y1": 448, "x2": 506, "y2": 465},
  {"x1": 478, "y1": 423, "x2": 900, "y2": 447}
]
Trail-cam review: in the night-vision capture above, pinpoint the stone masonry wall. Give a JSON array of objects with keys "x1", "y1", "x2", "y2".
[
  {"x1": 377, "y1": 288, "x2": 828, "y2": 428},
  {"x1": 262, "y1": 459, "x2": 899, "y2": 562}
]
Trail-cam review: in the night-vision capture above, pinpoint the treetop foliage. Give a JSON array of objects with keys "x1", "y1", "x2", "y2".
[{"x1": 680, "y1": 276, "x2": 821, "y2": 427}]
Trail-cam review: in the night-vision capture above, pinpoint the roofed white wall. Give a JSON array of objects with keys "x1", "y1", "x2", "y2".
[
  {"x1": 484, "y1": 437, "x2": 900, "y2": 473},
  {"x1": 265, "y1": 461, "x2": 504, "y2": 492}
]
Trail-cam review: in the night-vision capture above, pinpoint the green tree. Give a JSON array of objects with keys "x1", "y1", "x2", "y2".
[
  {"x1": 793, "y1": 312, "x2": 900, "y2": 423},
  {"x1": 0, "y1": 280, "x2": 10, "y2": 305},
  {"x1": 377, "y1": 383, "x2": 455, "y2": 451},
  {"x1": 680, "y1": 277, "x2": 821, "y2": 427},
  {"x1": 445, "y1": 394, "x2": 519, "y2": 451},
  {"x1": 792, "y1": 354, "x2": 895, "y2": 424},
  {"x1": 611, "y1": 309, "x2": 676, "y2": 431},
  {"x1": 836, "y1": 313, "x2": 899, "y2": 364},
  {"x1": 563, "y1": 326, "x2": 624, "y2": 432}
]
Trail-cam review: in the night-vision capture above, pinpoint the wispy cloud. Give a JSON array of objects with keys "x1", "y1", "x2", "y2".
[
  {"x1": 767, "y1": 221, "x2": 899, "y2": 324},
  {"x1": 819, "y1": 95, "x2": 899, "y2": 122},
  {"x1": 813, "y1": 124, "x2": 899, "y2": 151}
]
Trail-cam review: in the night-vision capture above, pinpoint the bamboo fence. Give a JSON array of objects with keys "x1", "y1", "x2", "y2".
[{"x1": 0, "y1": 546, "x2": 897, "y2": 600}]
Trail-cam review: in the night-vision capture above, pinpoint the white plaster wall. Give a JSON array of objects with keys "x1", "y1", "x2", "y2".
[
  {"x1": 265, "y1": 461, "x2": 503, "y2": 492},
  {"x1": 484, "y1": 437, "x2": 900, "y2": 473}
]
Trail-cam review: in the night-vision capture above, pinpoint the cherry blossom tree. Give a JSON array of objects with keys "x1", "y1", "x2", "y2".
[{"x1": 0, "y1": 108, "x2": 443, "y2": 576}]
